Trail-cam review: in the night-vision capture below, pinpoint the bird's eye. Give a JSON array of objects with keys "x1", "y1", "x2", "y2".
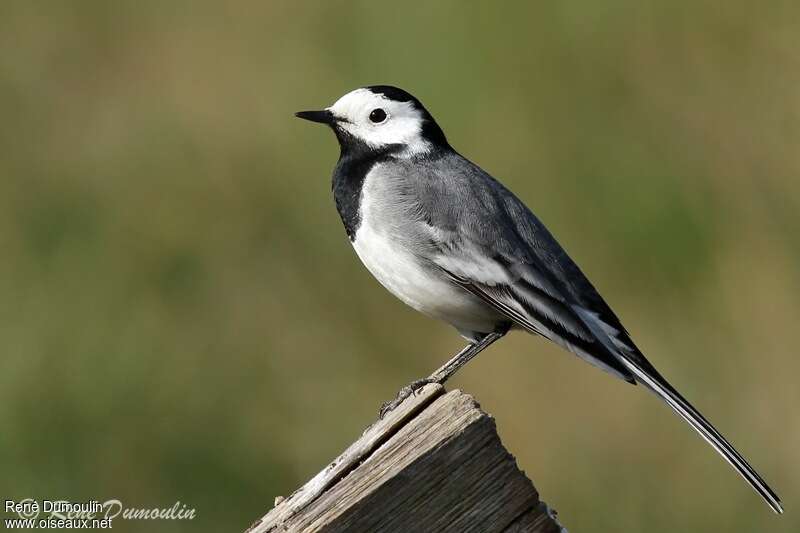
[{"x1": 369, "y1": 108, "x2": 387, "y2": 123}]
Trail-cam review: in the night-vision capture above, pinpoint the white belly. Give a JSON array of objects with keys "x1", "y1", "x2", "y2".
[{"x1": 352, "y1": 219, "x2": 500, "y2": 336}]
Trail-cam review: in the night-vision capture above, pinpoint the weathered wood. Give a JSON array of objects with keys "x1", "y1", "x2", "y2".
[{"x1": 247, "y1": 384, "x2": 566, "y2": 533}]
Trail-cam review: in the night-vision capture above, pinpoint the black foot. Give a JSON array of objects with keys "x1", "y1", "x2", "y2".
[{"x1": 378, "y1": 377, "x2": 436, "y2": 419}]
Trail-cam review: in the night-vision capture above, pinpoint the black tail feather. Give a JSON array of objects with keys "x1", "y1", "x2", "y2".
[{"x1": 620, "y1": 358, "x2": 783, "y2": 514}]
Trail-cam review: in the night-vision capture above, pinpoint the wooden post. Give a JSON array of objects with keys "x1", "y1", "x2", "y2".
[{"x1": 247, "y1": 384, "x2": 566, "y2": 533}]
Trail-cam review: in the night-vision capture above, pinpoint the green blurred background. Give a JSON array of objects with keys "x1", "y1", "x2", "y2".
[{"x1": 1, "y1": 1, "x2": 797, "y2": 531}]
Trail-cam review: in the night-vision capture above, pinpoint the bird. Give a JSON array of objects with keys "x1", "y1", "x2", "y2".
[{"x1": 295, "y1": 85, "x2": 782, "y2": 513}]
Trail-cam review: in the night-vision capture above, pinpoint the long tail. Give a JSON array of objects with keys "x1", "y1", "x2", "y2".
[
  {"x1": 571, "y1": 306, "x2": 783, "y2": 513},
  {"x1": 618, "y1": 357, "x2": 783, "y2": 514}
]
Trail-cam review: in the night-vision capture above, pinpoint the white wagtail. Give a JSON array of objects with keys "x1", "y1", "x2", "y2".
[{"x1": 296, "y1": 85, "x2": 782, "y2": 513}]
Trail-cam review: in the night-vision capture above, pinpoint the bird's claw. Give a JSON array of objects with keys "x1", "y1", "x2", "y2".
[{"x1": 378, "y1": 377, "x2": 436, "y2": 419}]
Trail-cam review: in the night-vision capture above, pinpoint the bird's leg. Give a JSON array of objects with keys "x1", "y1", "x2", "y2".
[
  {"x1": 378, "y1": 327, "x2": 508, "y2": 418},
  {"x1": 427, "y1": 330, "x2": 506, "y2": 384}
]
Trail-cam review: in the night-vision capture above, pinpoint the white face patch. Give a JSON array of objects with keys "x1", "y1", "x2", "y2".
[{"x1": 327, "y1": 88, "x2": 431, "y2": 155}]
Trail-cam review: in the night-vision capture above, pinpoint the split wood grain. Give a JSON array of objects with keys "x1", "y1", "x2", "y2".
[{"x1": 247, "y1": 384, "x2": 566, "y2": 533}]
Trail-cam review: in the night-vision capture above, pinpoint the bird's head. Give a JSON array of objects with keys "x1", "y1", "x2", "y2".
[{"x1": 296, "y1": 85, "x2": 448, "y2": 156}]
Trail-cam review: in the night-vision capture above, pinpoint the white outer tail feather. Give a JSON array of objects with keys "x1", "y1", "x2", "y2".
[
  {"x1": 573, "y1": 305, "x2": 783, "y2": 514},
  {"x1": 620, "y1": 358, "x2": 783, "y2": 514}
]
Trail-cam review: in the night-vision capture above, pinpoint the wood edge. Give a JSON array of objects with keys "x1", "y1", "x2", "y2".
[{"x1": 247, "y1": 383, "x2": 446, "y2": 533}]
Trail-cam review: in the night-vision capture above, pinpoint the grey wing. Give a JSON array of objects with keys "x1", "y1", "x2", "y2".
[
  {"x1": 411, "y1": 153, "x2": 641, "y2": 382},
  {"x1": 431, "y1": 228, "x2": 636, "y2": 382}
]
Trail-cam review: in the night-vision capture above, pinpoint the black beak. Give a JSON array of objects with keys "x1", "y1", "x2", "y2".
[{"x1": 295, "y1": 109, "x2": 335, "y2": 125}]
